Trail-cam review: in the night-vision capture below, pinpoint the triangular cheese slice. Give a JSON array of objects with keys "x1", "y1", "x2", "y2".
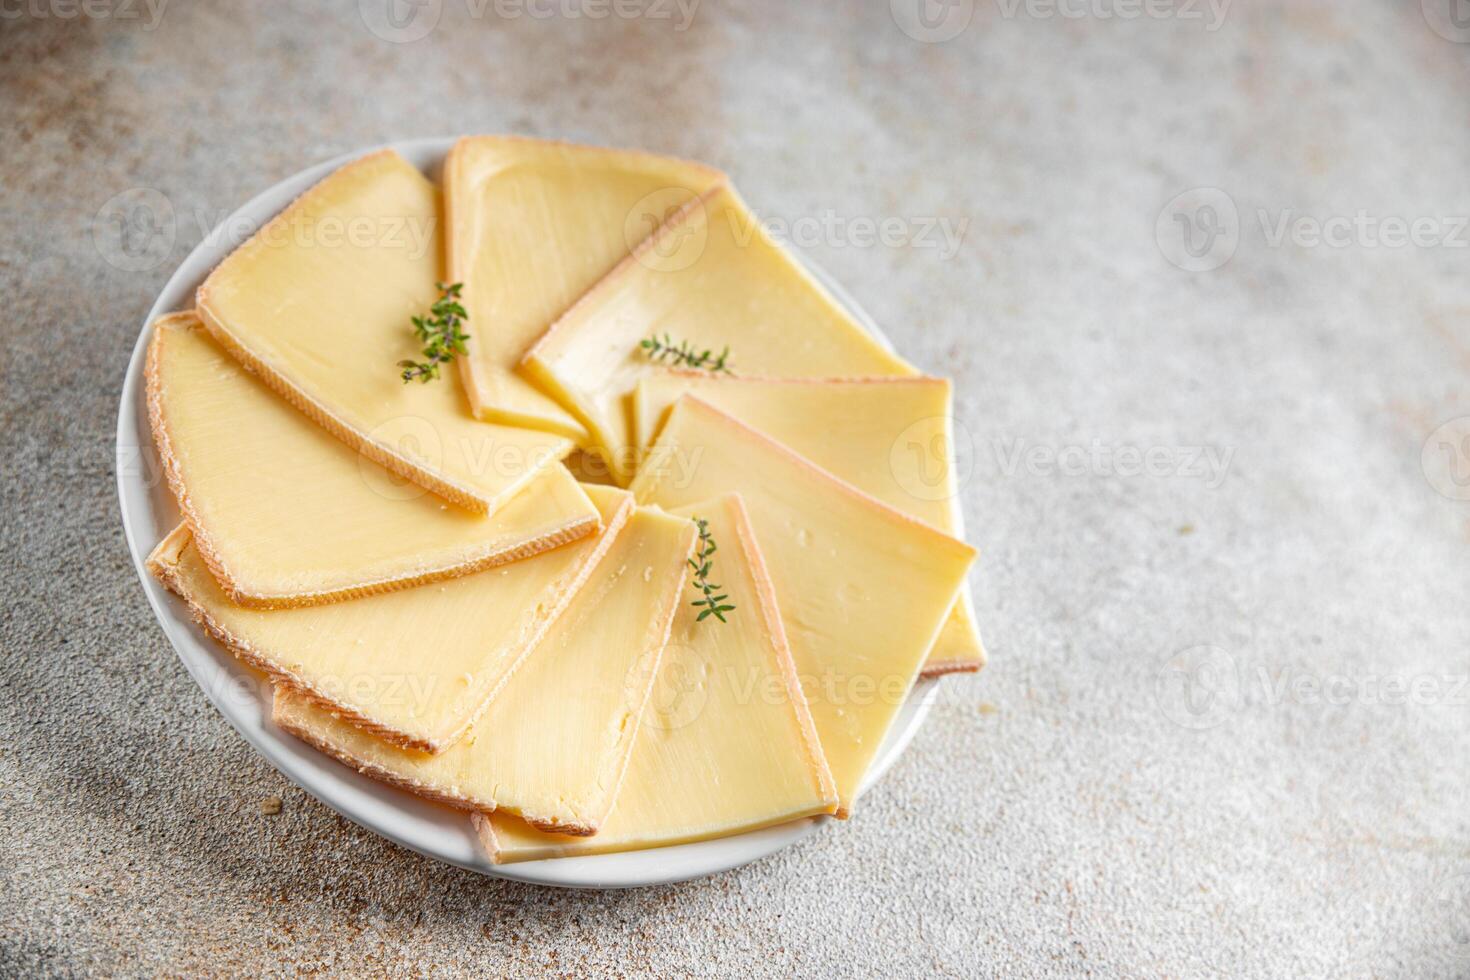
[
  {"x1": 629, "y1": 398, "x2": 976, "y2": 814},
  {"x1": 633, "y1": 373, "x2": 983, "y2": 676},
  {"x1": 148, "y1": 487, "x2": 634, "y2": 753},
  {"x1": 476, "y1": 493, "x2": 839, "y2": 863},
  {"x1": 195, "y1": 149, "x2": 574, "y2": 514},
  {"x1": 521, "y1": 183, "x2": 917, "y2": 483},
  {"x1": 273, "y1": 503, "x2": 695, "y2": 834},
  {"x1": 147, "y1": 312, "x2": 599, "y2": 608},
  {"x1": 445, "y1": 136, "x2": 725, "y2": 439}
]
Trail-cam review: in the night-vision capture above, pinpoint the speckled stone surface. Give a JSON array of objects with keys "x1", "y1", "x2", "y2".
[{"x1": 3, "y1": 2, "x2": 1470, "y2": 976}]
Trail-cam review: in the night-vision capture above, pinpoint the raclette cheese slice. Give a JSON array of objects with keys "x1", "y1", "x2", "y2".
[
  {"x1": 147, "y1": 312, "x2": 599, "y2": 608},
  {"x1": 445, "y1": 136, "x2": 724, "y2": 438},
  {"x1": 148, "y1": 487, "x2": 634, "y2": 753},
  {"x1": 633, "y1": 373, "x2": 983, "y2": 676},
  {"x1": 520, "y1": 183, "x2": 917, "y2": 484},
  {"x1": 629, "y1": 398, "x2": 976, "y2": 814},
  {"x1": 195, "y1": 149, "x2": 573, "y2": 514},
  {"x1": 273, "y1": 502, "x2": 695, "y2": 834},
  {"x1": 476, "y1": 493, "x2": 838, "y2": 863}
]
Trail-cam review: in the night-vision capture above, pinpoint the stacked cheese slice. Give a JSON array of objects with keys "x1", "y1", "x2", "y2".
[{"x1": 146, "y1": 138, "x2": 982, "y2": 865}]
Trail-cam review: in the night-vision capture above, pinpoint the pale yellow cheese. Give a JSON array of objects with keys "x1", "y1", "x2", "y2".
[
  {"x1": 272, "y1": 503, "x2": 695, "y2": 834},
  {"x1": 629, "y1": 398, "x2": 976, "y2": 813},
  {"x1": 195, "y1": 149, "x2": 573, "y2": 514},
  {"x1": 478, "y1": 493, "x2": 838, "y2": 863},
  {"x1": 445, "y1": 136, "x2": 724, "y2": 438},
  {"x1": 147, "y1": 312, "x2": 599, "y2": 608},
  {"x1": 521, "y1": 183, "x2": 917, "y2": 484},
  {"x1": 148, "y1": 487, "x2": 634, "y2": 754},
  {"x1": 632, "y1": 374, "x2": 983, "y2": 676}
]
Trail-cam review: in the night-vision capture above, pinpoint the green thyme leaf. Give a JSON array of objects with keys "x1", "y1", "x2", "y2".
[
  {"x1": 399, "y1": 282, "x2": 470, "y2": 383},
  {"x1": 687, "y1": 517, "x2": 735, "y2": 624},
  {"x1": 640, "y1": 333, "x2": 732, "y2": 374}
]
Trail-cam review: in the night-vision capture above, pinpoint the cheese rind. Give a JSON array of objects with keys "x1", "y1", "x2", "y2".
[
  {"x1": 195, "y1": 149, "x2": 573, "y2": 514},
  {"x1": 445, "y1": 136, "x2": 724, "y2": 438},
  {"x1": 273, "y1": 503, "x2": 695, "y2": 834},
  {"x1": 479, "y1": 493, "x2": 838, "y2": 863},
  {"x1": 632, "y1": 373, "x2": 984, "y2": 676},
  {"x1": 521, "y1": 183, "x2": 917, "y2": 483},
  {"x1": 148, "y1": 487, "x2": 634, "y2": 753},
  {"x1": 629, "y1": 398, "x2": 976, "y2": 813},
  {"x1": 147, "y1": 312, "x2": 599, "y2": 608}
]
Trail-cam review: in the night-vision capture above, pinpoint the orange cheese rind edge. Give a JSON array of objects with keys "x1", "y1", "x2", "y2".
[
  {"x1": 146, "y1": 313, "x2": 599, "y2": 608},
  {"x1": 718, "y1": 493, "x2": 842, "y2": 817},
  {"x1": 546, "y1": 512, "x2": 697, "y2": 837},
  {"x1": 195, "y1": 148, "x2": 574, "y2": 514},
  {"x1": 447, "y1": 136, "x2": 725, "y2": 440},
  {"x1": 271, "y1": 688, "x2": 497, "y2": 814},
  {"x1": 145, "y1": 492, "x2": 636, "y2": 755},
  {"x1": 639, "y1": 395, "x2": 979, "y2": 567}
]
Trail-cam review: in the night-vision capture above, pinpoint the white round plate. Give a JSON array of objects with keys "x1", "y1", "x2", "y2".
[{"x1": 116, "y1": 137, "x2": 941, "y2": 888}]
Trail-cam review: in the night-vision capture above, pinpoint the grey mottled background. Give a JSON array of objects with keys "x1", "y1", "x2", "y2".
[{"x1": 3, "y1": 1, "x2": 1470, "y2": 976}]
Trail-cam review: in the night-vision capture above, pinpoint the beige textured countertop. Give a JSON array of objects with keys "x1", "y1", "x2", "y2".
[{"x1": 3, "y1": 2, "x2": 1469, "y2": 976}]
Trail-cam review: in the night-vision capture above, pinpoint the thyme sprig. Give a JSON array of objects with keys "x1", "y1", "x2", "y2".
[
  {"x1": 688, "y1": 518, "x2": 735, "y2": 623},
  {"x1": 640, "y1": 333, "x2": 732, "y2": 374},
  {"x1": 399, "y1": 282, "x2": 469, "y2": 383}
]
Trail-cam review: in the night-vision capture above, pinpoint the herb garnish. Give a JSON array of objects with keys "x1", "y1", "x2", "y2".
[
  {"x1": 640, "y1": 334, "x2": 732, "y2": 374},
  {"x1": 399, "y1": 282, "x2": 469, "y2": 383},
  {"x1": 688, "y1": 517, "x2": 735, "y2": 623}
]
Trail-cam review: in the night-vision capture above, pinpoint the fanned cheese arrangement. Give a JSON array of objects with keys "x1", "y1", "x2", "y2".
[{"x1": 145, "y1": 138, "x2": 985, "y2": 870}]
